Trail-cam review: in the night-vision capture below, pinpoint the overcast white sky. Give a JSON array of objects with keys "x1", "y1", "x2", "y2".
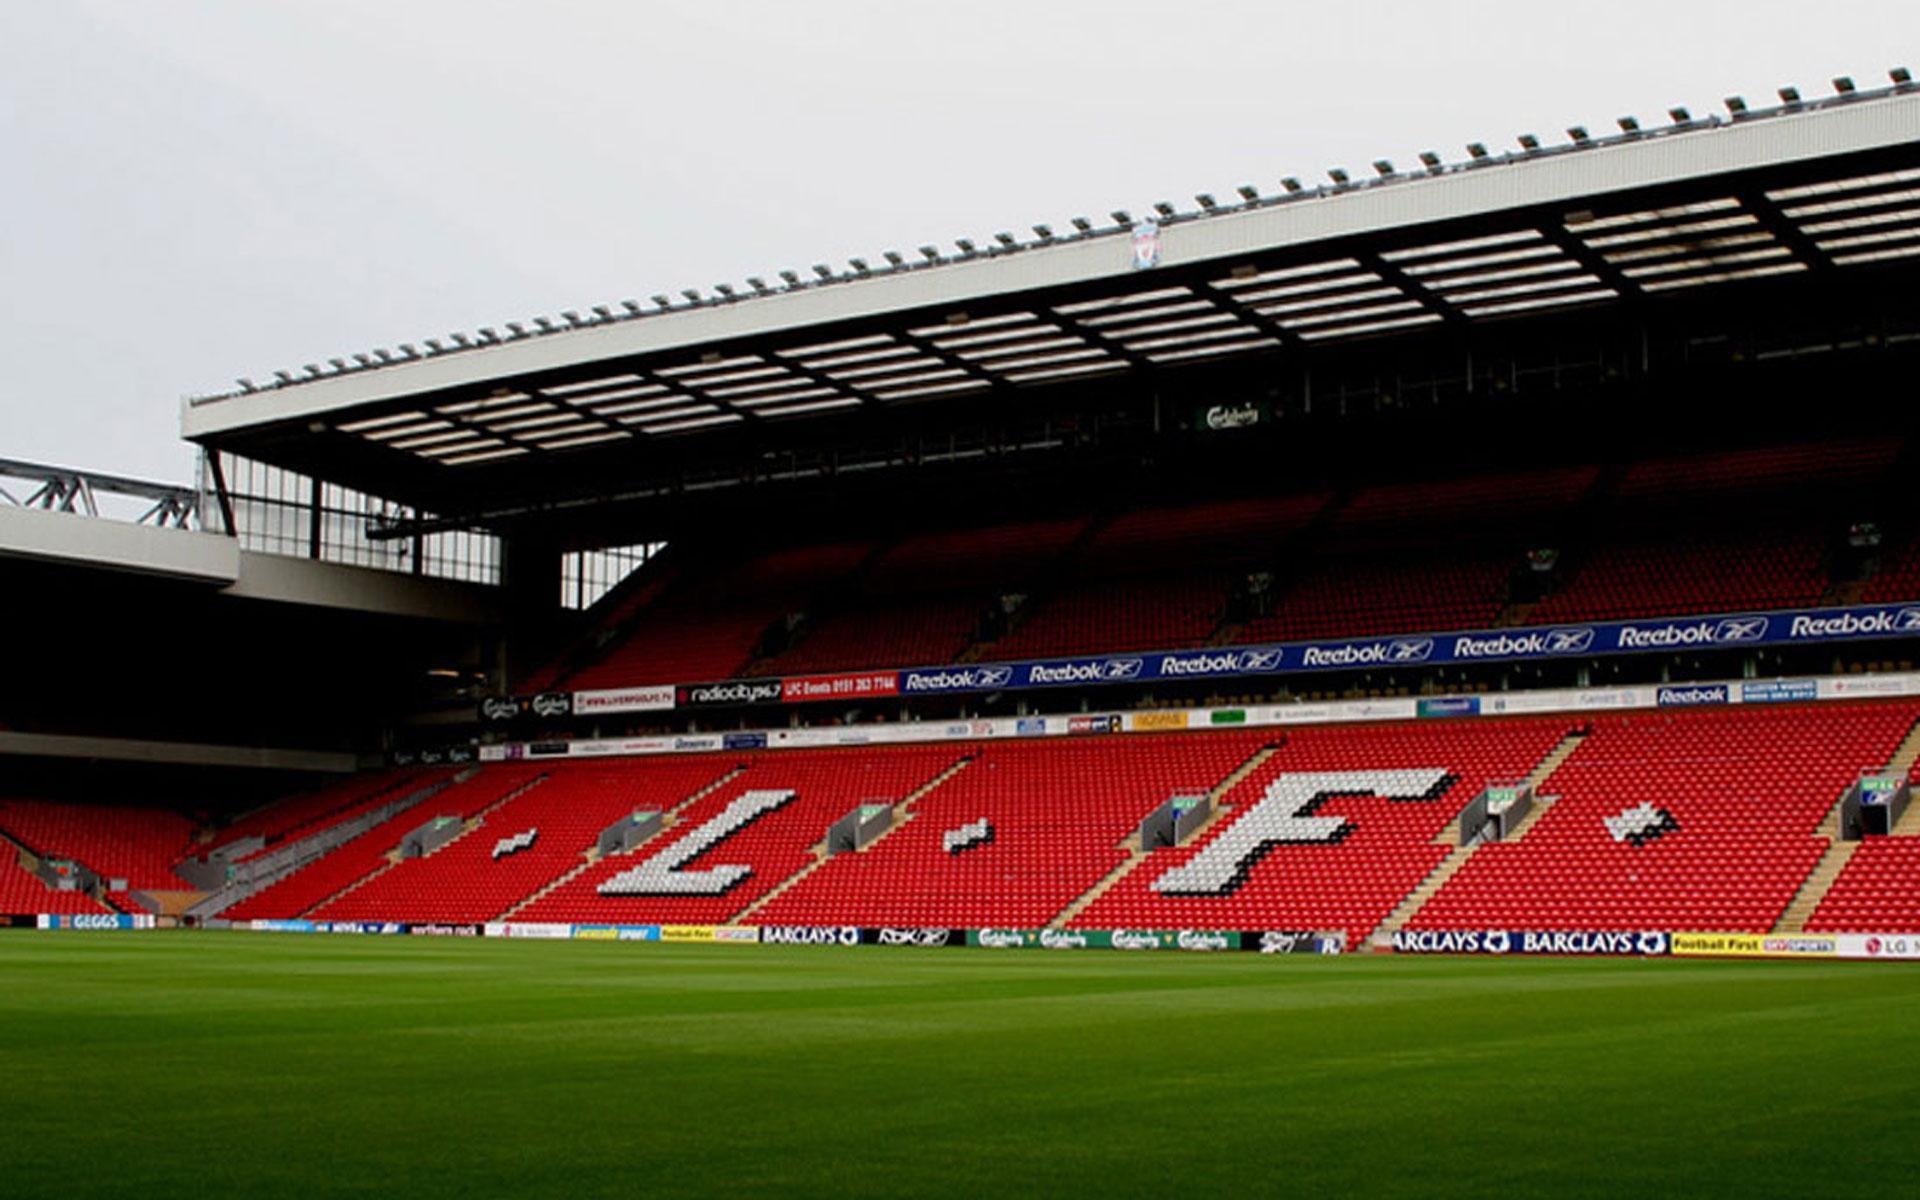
[{"x1": 3, "y1": 1, "x2": 1915, "y2": 482}]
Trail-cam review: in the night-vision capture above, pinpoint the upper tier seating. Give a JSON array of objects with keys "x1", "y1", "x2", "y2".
[
  {"x1": 1411, "y1": 703, "x2": 1919, "y2": 934},
  {"x1": 764, "y1": 519, "x2": 1087, "y2": 673},
  {"x1": 310, "y1": 758, "x2": 738, "y2": 925},
  {"x1": 516, "y1": 746, "x2": 965, "y2": 926},
  {"x1": 751, "y1": 732, "x2": 1272, "y2": 930},
  {"x1": 221, "y1": 766, "x2": 545, "y2": 921},
  {"x1": 564, "y1": 543, "x2": 871, "y2": 690},
  {"x1": 991, "y1": 497, "x2": 1330, "y2": 659},
  {"x1": 1072, "y1": 718, "x2": 1571, "y2": 945}
]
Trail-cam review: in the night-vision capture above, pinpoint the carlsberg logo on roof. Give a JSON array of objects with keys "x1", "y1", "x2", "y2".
[
  {"x1": 1789, "y1": 609, "x2": 1920, "y2": 638},
  {"x1": 1027, "y1": 658, "x2": 1144, "y2": 685},
  {"x1": 1617, "y1": 616, "x2": 1769, "y2": 649}
]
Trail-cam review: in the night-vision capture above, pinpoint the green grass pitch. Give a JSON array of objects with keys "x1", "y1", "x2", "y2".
[{"x1": 1, "y1": 932, "x2": 1915, "y2": 1198}]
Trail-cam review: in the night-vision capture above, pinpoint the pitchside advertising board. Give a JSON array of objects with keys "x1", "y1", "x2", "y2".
[{"x1": 1391, "y1": 930, "x2": 1672, "y2": 956}]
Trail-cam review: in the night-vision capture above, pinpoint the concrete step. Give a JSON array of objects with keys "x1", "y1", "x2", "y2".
[{"x1": 1775, "y1": 840, "x2": 1859, "y2": 932}]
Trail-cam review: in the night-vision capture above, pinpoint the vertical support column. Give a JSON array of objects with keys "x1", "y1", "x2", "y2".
[
  {"x1": 308, "y1": 477, "x2": 323, "y2": 560},
  {"x1": 499, "y1": 532, "x2": 564, "y2": 690}
]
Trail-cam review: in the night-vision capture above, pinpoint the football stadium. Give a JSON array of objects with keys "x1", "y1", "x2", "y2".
[{"x1": 7, "y1": 28, "x2": 1920, "y2": 1195}]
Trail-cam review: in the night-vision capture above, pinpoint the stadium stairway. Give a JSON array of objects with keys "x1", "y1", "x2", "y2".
[
  {"x1": 1777, "y1": 710, "x2": 1920, "y2": 932},
  {"x1": 734, "y1": 756, "x2": 976, "y2": 922},
  {"x1": 496, "y1": 765, "x2": 748, "y2": 922},
  {"x1": 1046, "y1": 743, "x2": 1280, "y2": 929},
  {"x1": 299, "y1": 773, "x2": 550, "y2": 918},
  {"x1": 1370, "y1": 727, "x2": 1589, "y2": 946}
]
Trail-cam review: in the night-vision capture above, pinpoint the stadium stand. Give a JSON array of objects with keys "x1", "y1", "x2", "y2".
[
  {"x1": 1410, "y1": 702, "x2": 1920, "y2": 934},
  {"x1": 221, "y1": 766, "x2": 544, "y2": 920},
  {"x1": 761, "y1": 518, "x2": 1087, "y2": 673},
  {"x1": 1071, "y1": 718, "x2": 1571, "y2": 945},
  {"x1": 563, "y1": 543, "x2": 872, "y2": 690},
  {"x1": 516, "y1": 745, "x2": 964, "y2": 925},
  {"x1": 750, "y1": 733, "x2": 1273, "y2": 929},
  {"x1": 0, "y1": 799, "x2": 197, "y2": 908},
  {"x1": 199, "y1": 769, "x2": 439, "y2": 859},
  {"x1": 0, "y1": 855, "x2": 112, "y2": 915},
  {"x1": 1806, "y1": 839, "x2": 1920, "y2": 933},
  {"x1": 310, "y1": 758, "x2": 737, "y2": 924}
]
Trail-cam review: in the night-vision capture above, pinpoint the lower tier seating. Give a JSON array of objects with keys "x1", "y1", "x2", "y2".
[
  {"x1": 0, "y1": 799, "x2": 196, "y2": 892},
  {"x1": 191, "y1": 700, "x2": 1920, "y2": 936},
  {"x1": 1072, "y1": 718, "x2": 1571, "y2": 946},
  {"x1": 752, "y1": 733, "x2": 1272, "y2": 930},
  {"x1": 0, "y1": 856, "x2": 111, "y2": 915},
  {"x1": 516, "y1": 746, "x2": 965, "y2": 926},
  {"x1": 1806, "y1": 839, "x2": 1920, "y2": 933},
  {"x1": 1411, "y1": 704, "x2": 1919, "y2": 934},
  {"x1": 311, "y1": 759, "x2": 738, "y2": 925},
  {"x1": 221, "y1": 767, "x2": 544, "y2": 921}
]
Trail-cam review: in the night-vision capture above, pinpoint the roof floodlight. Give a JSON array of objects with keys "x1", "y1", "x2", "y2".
[
  {"x1": 1327, "y1": 168, "x2": 1350, "y2": 185},
  {"x1": 1669, "y1": 106, "x2": 1692, "y2": 123},
  {"x1": 1281, "y1": 176, "x2": 1304, "y2": 192},
  {"x1": 236, "y1": 377, "x2": 256, "y2": 392},
  {"x1": 811, "y1": 264, "x2": 834, "y2": 279},
  {"x1": 777, "y1": 270, "x2": 801, "y2": 286},
  {"x1": 1567, "y1": 126, "x2": 1590, "y2": 144},
  {"x1": 560, "y1": 311, "x2": 583, "y2": 326},
  {"x1": 1517, "y1": 133, "x2": 1541, "y2": 152},
  {"x1": 679, "y1": 289, "x2": 702, "y2": 304},
  {"x1": 591, "y1": 305, "x2": 613, "y2": 320},
  {"x1": 1236, "y1": 184, "x2": 1260, "y2": 201},
  {"x1": 533, "y1": 317, "x2": 556, "y2": 332},
  {"x1": 1152, "y1": 201, "x2": 1177, "y2": 218},
  {"x1": 954, "y1": 238, "x2": 978, "y2": 256},
  {"x1": 1195, "y1": 193, "x2": 1218, "y2": 210},
  {"x1": 746, "y1": 277, "x2": 769, "y2": 293},
  {"x1": 883, "y1": 250, "x2": 906, "y2": 266},
  {"x1": 1030, "y1": 225, "x2": 1054, "y2": 241},
  {"x1": 650, "y1": 295, "x2": 672, "y2": 310},
  {"x1": 353, "y1": 354, "x2": 373, "y2": 366},
  {"x1": 424, "y1": 339, "x2": 446, "y2": 353},
  {"x1": 993, "y1": 232, "x2": 1017, "y2": 248},
  {"x1": 475, "y1": 328, "x2": 499, "y2": 343},
  {"x1": 398, "y1": 343, "x2": 420, "y2": 356},
  {"x1": 620, "y1": 299, "x2": 643, "y2": 314},
  {"x1": 1417, "y1": 151, "x2": 1441, "y2": 170},
  {"x1": 1110, "y1": 209, "x2": 1133, "y2": 226},
  {"x1": 304, "y1": 363, "x2": 325, "y2": 376},
  {"x1": 918, "y1": 245, "x2": 941, "y2": 262},
  {"x1": 1777, "y1": 86, "x2": 1801, "y2": 105},
  {"x1": 847, "y1": 258, "x2": 870, "y2": 274},
  {"x1": 1371, "y1": 159, "x2": 1394, "y2": 177},
  {"x1": 1724, "y1": 95, "x2": 1748, "y2": 115},
  {"x1": 329, "y1": 357, "x2": 348, "y2": 369},
  {"x1": 714, "y1": 283, "x2": 737, "y2": 297},
  {"x1": 374, "y1": 349, "x2": 395, "y2": 361},
  {"x1": 1833, "y1": 76, "x2": 1857, "y2": 94},
  {"x1": 1892, "y1": 67, "x2": 1912, "y2": 85},
  {"x1": 1616, "y1": 116, "x2": 1640, "y2": 133},
  {"x1": 448, "y1": 334, "x2": 471, "y2": 347},
  {"x1": 1069, "y1": 216, "x2": 1093, "y2": 233},
  {"x1": 274, "y1": 370, "x2": 295, "y2": 383}
]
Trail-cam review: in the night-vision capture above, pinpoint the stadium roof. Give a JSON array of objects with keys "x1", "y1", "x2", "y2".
[{"x1": 184, "y1": 76, "x2": 1920, "y2": 515}]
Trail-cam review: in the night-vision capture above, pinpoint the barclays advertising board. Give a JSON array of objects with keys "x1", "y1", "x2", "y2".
[{"x1": 889, "y1": 604, "x2": 1920, "y2": 698}]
